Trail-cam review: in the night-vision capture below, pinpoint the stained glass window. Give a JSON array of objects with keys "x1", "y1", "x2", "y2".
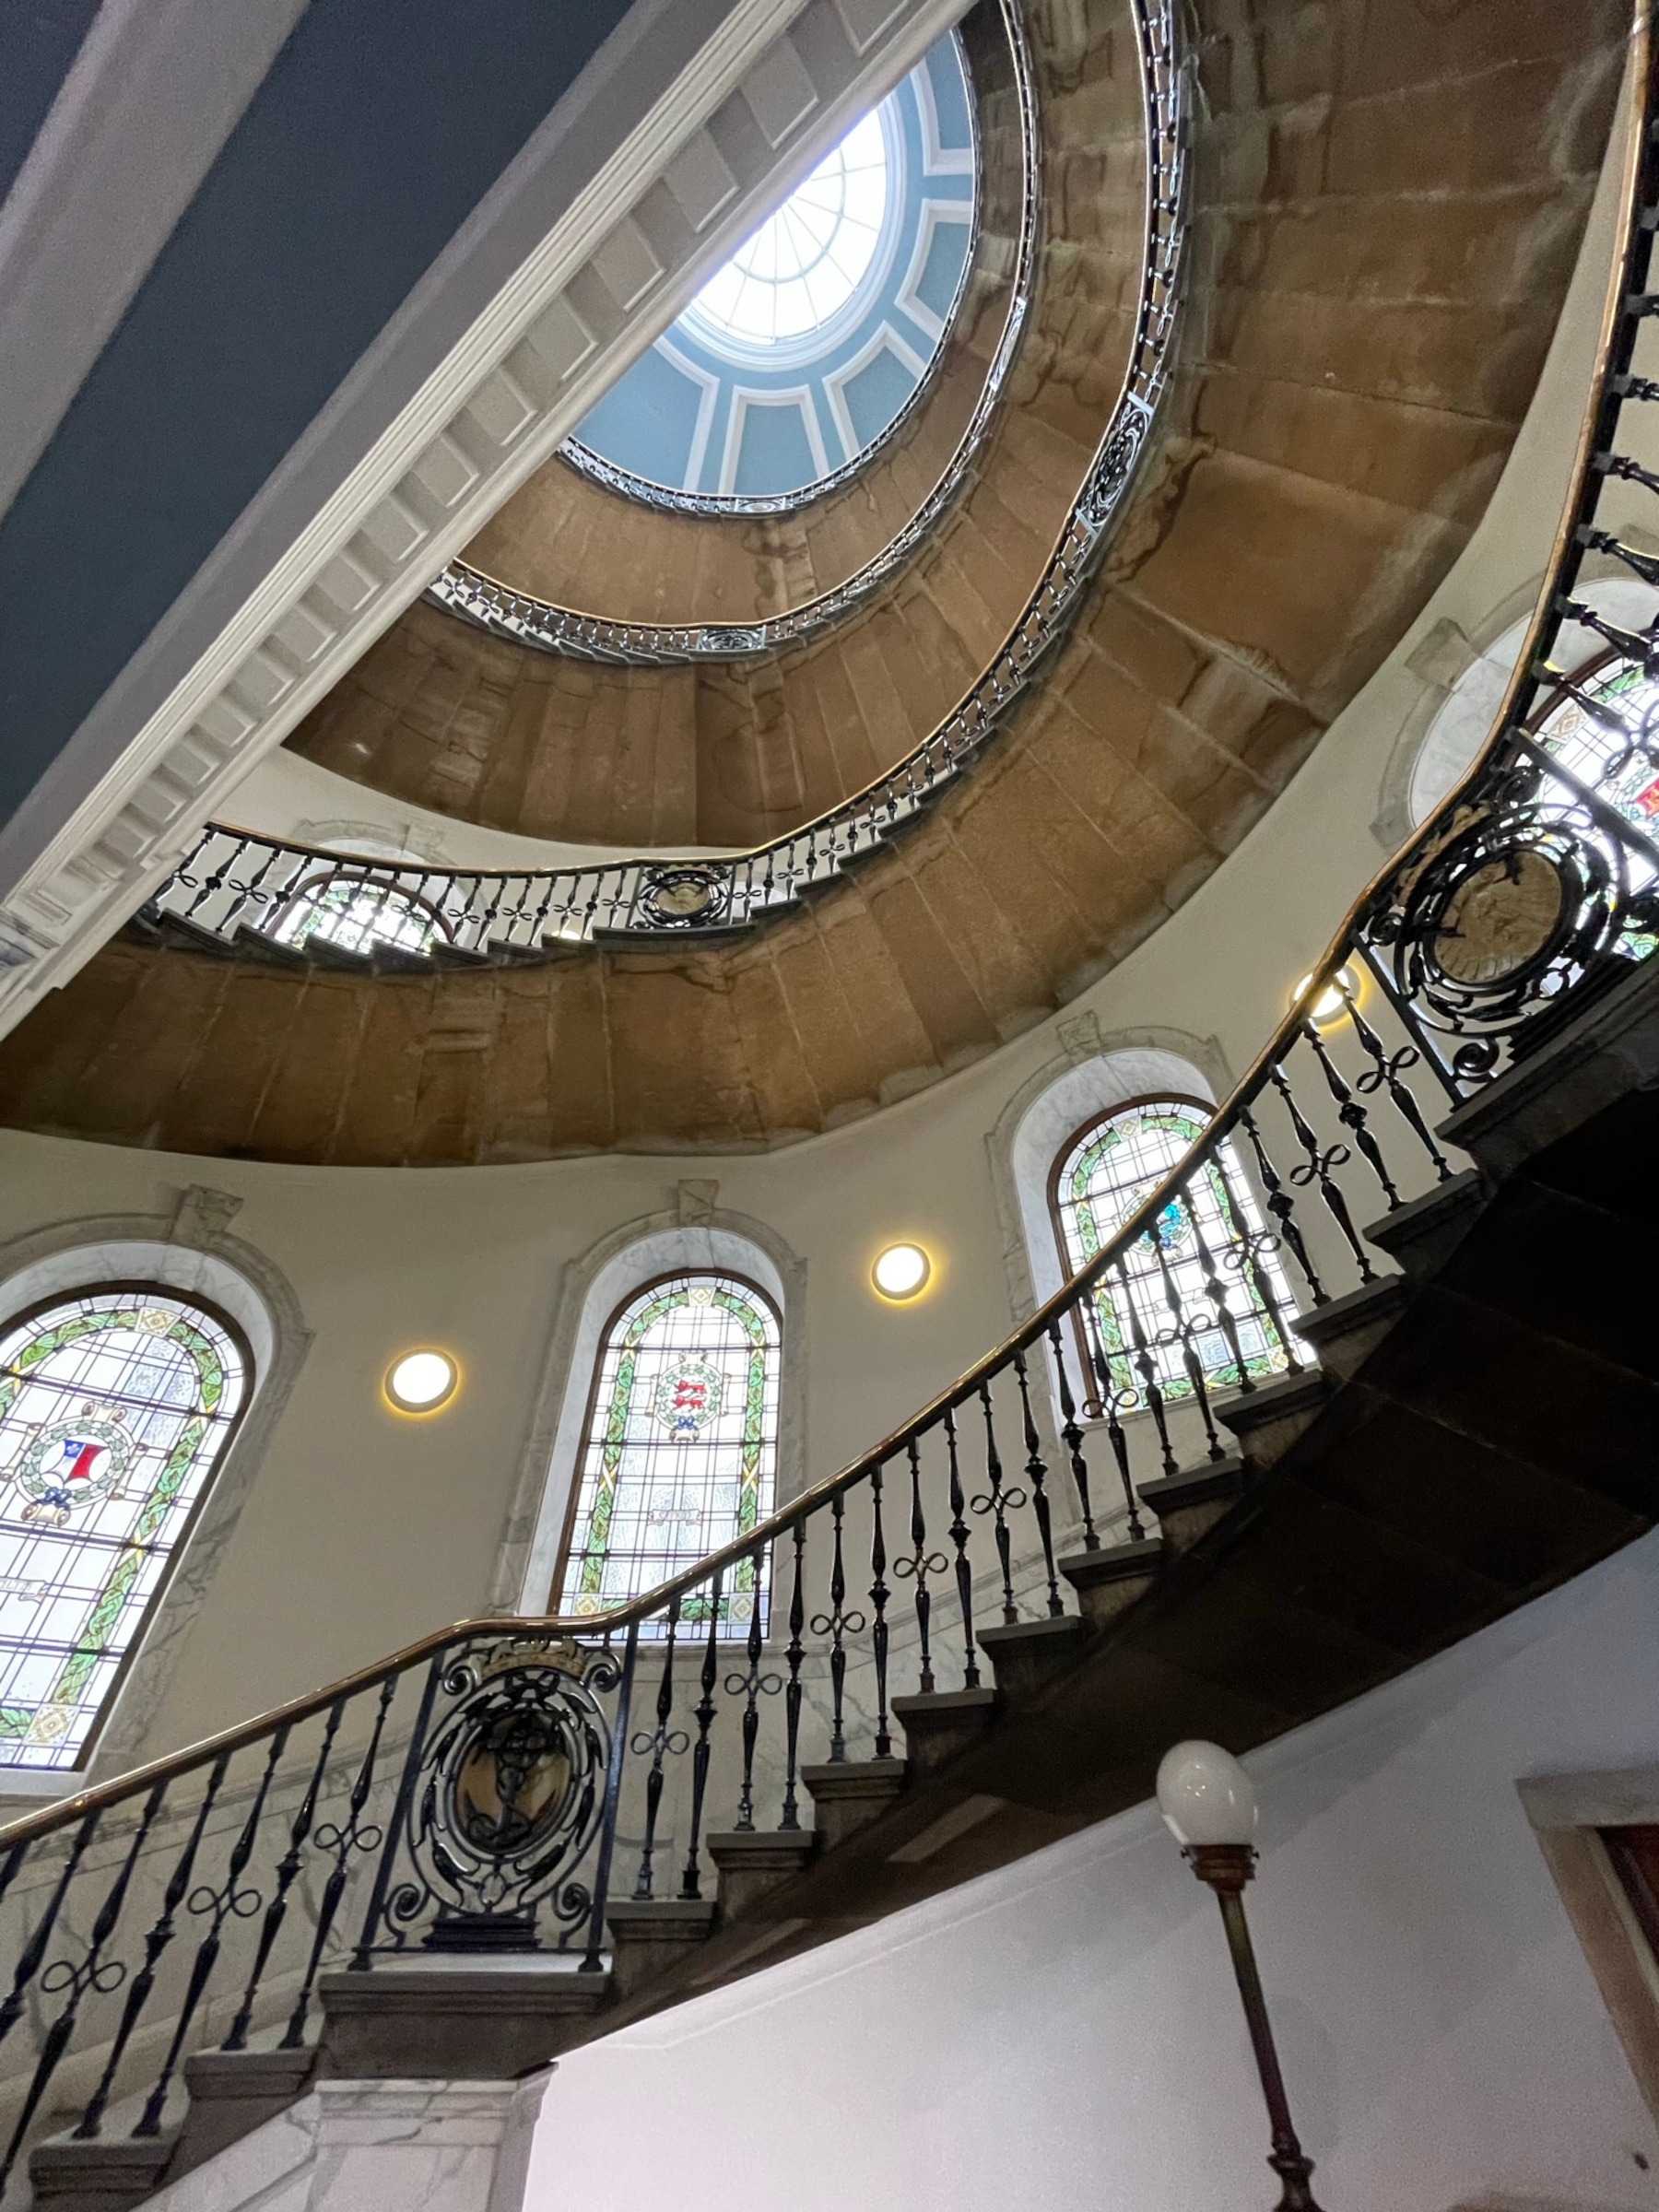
[
  {"x1": 0, "y1": 1290, "x2": 248, "y2": 1770},
  {"x1": 272, "y1": 871, "x2": 438, "y2": 958},
  {"x1": 1051, "y1": 1099, "x2": 1294, "y2": 1417},
  {"x1": 557, "y1": 1274, "x2": 781, "y2": 1635},
  {"x1": 1534, "y1": 653, "x2": 1659, "y2": 959}
]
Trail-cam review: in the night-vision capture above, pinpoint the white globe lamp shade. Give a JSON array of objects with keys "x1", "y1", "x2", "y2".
[{"x1": 1156, "y1": 1738, "x2": 1257, "y2": 1847}]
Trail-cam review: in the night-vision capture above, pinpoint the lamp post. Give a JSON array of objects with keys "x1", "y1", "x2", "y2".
[{"x1": 1156, "y1": 1739, "x2": 1328, "y2": 2212}]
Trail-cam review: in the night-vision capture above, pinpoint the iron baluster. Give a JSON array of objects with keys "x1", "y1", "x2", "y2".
[
  {"x1": 1211, "y1": 1143, "x2": 1304, "y2": 1374},
  {"x1": 224, "y1": 1702, "x2": 344, "y2": 2049},
  {"x1": 582, "y1": 1623, "x2": 637, "y2": 1971},
  {"x1": 309, "y1": 1670, "x2": 399, "y2": 1998},
  {"x1": 724, "y1": 1553, "x2": 781, "y2": 1832},
  {"x1": 1148, "y1": 1189, "x2": 1226, "y2": 1460},
  {"x1": 1116, "y1": 1253, "x2": 1180, "y2": 1477},
  {"x1": 970, "y1": 1382, "x2": 1027, "y2": 1625},
  {"x1": 1013, "y1": 1351, "x2": 1065, "y2": 1616},
  {"x1": 679, "y1": 1572, "x2": 724, "y2": 1901},
  {"x1": 780, "y1": 1522, "x2": 807, "y2": 1831},
  {"x1": 0, "y1": 1808, "x2": 100, "y2": 2075},
  {"x1": 893, "y1": 1438, "x2": 947, "y2": 1696},
  {"x1": 1338, "y1": 973, "x2": 1455, "y2": 1181},
  {"x1": 870, "y1": 1465, "x2": 892, "y2": 1759},
  {"x1": 1267, "y1": 1064, "x2": 1376, "y2": 1284},
  {"x1": 809, "y1": 1492, "x2": 865, "y2": 1761},
  {"x1": 133, "y1": 1753, "x2": 234, "y2": 2136},
  {"x1": 943, "y1": 1405, "x2": 982, "y2": 1688},
  {"x1": 1238, "y1": 1102, "x2": 1326, "y2": 1305},
  {"x1": 14, "y1": 1783, "x2": 166, "y2": 2160},
  {"x1": 1081, "y1": 1294, "x2": 1148, "y2": 1539},
  {"x1": 629, "y1": 1601, "x2": 687, "y2": 1900},
  {"x1": 1302, "y1": 1017, "x2": 1402, "y2": 1209},
  {"x1": 1185, "y1": 1171, "x2": 1256, "y2": 1398},
  {"x1": 1045, "y1": 1319, "x2": 1100, "y2": 1550}
]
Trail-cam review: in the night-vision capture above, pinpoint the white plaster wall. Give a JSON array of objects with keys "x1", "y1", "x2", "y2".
[
  {"x1": 0, "y1": 48, "x2": 1640, "y2": 1784},
  {"x1": 525, "y1": 1532, "x2": 1659, "y2": 2212}
]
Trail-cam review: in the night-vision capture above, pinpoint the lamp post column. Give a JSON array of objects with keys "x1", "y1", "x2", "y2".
[{"x1": 1186, "y1": 1841, "x2": 1325, "y2": 2212}]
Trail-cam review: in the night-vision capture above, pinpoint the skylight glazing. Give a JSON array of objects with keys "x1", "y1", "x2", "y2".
[{"x1": 688, "y1": 113, "x2": 888, "y2": 346}]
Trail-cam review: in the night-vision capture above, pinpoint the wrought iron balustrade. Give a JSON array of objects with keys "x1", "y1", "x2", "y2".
[
  {"x1": 5, "y1": 12, "x2": 1659, "y2": 2193},
  {"x1": 139, "y1": 0, "x2": 1182, "y2": 959}
]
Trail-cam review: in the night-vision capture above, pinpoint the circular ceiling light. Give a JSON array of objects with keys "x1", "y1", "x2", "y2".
[
  {"x1": 688, "y1": 109, "x2": 889, "y2": 346},
  {"x1": 384, "y1": 1348, "x2": 459, "y2": 1415},
  {"x1": 872, "y1": 1242, "x2": 931, "y2": 1300},
  {"x1": 1294, "y1": 966, "x2": 1359, "y2": 1027}
]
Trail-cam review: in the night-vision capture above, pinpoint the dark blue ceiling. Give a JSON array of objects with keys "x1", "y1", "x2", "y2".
[
  {"x1": 0, "y1": 0, "x2": 103, "y2": 204},
  {"x1": 0, "y1": 0, "x2": 636, "y2": 822}
]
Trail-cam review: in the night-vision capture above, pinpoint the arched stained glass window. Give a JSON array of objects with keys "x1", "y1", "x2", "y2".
[
  {"x1": 272, "y1": 870, "x2": 440, "y2": 958},
  {"x1": 557, "y1": 1274, "x2": 781, "y2": 1634},
  {"x1": 1050, "y1": 1098, "x2": 1293, "y2": 1417},
  {"x1": 0, "y1": 1289, "x2": 249, "y2": 1771}
]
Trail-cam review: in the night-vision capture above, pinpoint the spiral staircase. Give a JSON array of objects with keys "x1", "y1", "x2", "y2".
[{"x1": 0, "y1": 0, "x2": 1653, "y2": 2204}]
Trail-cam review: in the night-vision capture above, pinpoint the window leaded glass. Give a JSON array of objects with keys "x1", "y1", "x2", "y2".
[
  {"x1": 273, "y1": 871, "x2": 439, "y2": 958},
  {"x1": 1051, "y1": 1099, "x2": 1293, "y2": 1416},
  {"x1": 557, "y1": 1273, "x2": 781, "y2": 1635},
  {"x1": 0, "y1": 1289, "x2": 248, "y2": 1770}
]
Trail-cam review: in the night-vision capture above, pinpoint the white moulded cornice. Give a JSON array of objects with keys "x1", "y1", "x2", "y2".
[{"x1": 0, "y1": 0, "x2": 971, "y2": 1030}]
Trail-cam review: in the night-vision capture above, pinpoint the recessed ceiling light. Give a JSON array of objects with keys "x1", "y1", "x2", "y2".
[
  {"x1": 384, "y1": 1348, "x2": 459, "y2": 1414},
  {"x1": 872, "y1": 1243, "x2": 931, "y2": 1300}
]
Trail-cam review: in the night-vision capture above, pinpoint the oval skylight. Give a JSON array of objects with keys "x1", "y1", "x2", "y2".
[
  {"x1": 566, "y1": 31, "x2": 976, "y2": 507},
  {"x1": 688, "y1": 112, "x2": 889, "y2": 347}
]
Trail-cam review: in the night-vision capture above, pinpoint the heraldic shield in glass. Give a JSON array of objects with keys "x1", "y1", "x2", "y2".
[
  {"x1": 558, "y1": 1273, "x2": 781, "y2": 1635},
  {"x1": 0, "y1": 1291, "x2": 247, "y2": 1769}
]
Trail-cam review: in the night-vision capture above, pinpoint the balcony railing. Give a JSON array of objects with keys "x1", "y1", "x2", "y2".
[
  {"x1": 2, "y1": 10, "x2": 1656, "y2": 2196},
  {"x1": 138, "y1": 0, "x2": 1182, "y2": 958}
]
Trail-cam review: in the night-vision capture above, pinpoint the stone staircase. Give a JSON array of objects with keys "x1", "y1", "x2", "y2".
[{"x1": 27, "y1": 963, "x2": 1659, "y2": 2211}]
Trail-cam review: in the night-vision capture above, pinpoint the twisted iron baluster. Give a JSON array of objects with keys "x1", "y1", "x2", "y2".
[
  {"x1": 631, "y1": 1601, "x2": 687, "y2": 1898},
  {"x1": 1013, "y1": 1352, "x2": 1065, "y2": 1616},
  {"x1": 1080, "y1": 1294, "x2": 1148, "y2": 1540},
  {"x1": 724, "y1": 1552, "x2": 781, "y2": 1832},
  {"x1": 1268, "y1": 1064, "x2": 1376, "y2": 1283},
  {"x1": 780, "y1": 1520, "x2": 807, "y2": 1830},
  {"x1": 296, "y1": 1671, "x2": 398, "y2": 2025},
  {"x1": 1116, "y1": 1253, "x2": 1180, "y2": 1477},
  {"x1": 969, "y1": 1382, "x2": 1027, "y2": 1625},
  {"x1": 18, "y1": 1783, "x2": 167, "y2": 2156},
  {"x1": 1350, "y1": 935, "x2": 1464, "y2": 1109},
  {"x1": 225, "y1": 1705, "x2": 342, "y2": 2049},
  {"x1": 893, "y1": 1438, "x2": 947, "y2": 1696},
  {"x1": 1211, "y1": 1144, "x2": 1305, "y2": 1373},
  {"x1": 679, "y1": 1572, "x2": 723, "y2": 1900},
  {"x1": 1045, "y1": 1320, "x2": 1100, "y2": 1550},
  {"x1": 1238, "y1": 1102, "x2": 1326, "y2": 1306},
  {"x1": 943, "y1": 1405, "x2": 982, "y2": 1688},
  {"x1": 870, "y1": 1466, "x2": 892, "y2": 1758},
  {"x1": 1186, "y1": 1173, "x2": 1254, "y2": 1397},
  {"x1": 1303, "y1": 1018, "x2": 1401, "y2": 1209},
  {"x1": 1339, "y1": 975, "x2": 1454, "y2": 1182},
  {"x1": 132, "y1": 1753, "x2": 234, "y2": 2136},
  {"x1": 1147, "y1": 1193, "x2": 1225, "y2": 1460}
]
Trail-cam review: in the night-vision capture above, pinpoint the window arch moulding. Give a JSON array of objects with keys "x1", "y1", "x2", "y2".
[
  {"x1": 0, "y1": 1200, "x2": 311, "y2": 1799},
  {"x1": 491, "y1": 1209, "x2": 806, "y2": 1629}
]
